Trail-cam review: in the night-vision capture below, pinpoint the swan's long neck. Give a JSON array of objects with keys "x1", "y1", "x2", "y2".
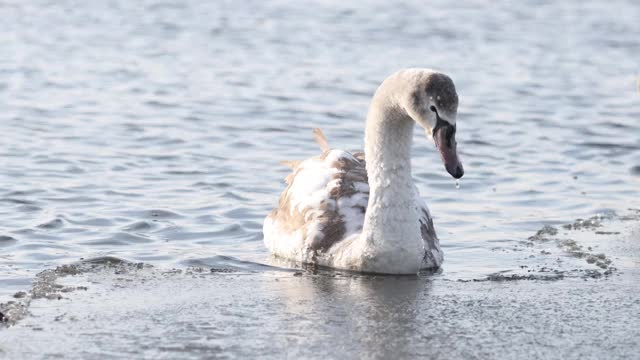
[
  {"x1": 364, "y1": 103, "x2": 415, "y2": 210},
  {"x1": 360, "y1": 87, "x2": 423, "y2": 272}
]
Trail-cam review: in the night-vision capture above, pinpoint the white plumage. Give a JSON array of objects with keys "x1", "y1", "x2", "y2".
[{"x1": 264, "y1": 69, "x2": 464, "y2": 274}]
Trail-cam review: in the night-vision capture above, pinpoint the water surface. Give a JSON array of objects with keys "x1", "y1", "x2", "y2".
[{"x1": 1, "y1": 1, "x2": 640, "y2": 356}]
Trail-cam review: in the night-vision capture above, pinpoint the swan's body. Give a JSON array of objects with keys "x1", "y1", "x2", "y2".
[{"x1": 264, "y1": 69, "x2": 463, "y2": 274}]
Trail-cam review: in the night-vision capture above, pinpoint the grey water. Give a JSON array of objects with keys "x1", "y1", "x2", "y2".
[{"x1": 1, "y1": 0, "x2": 640, "y2": 358}]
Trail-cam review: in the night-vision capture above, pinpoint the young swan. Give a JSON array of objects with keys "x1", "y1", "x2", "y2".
[{"x1": 264, "y1": 69, "x2": 463, "y2": 274}]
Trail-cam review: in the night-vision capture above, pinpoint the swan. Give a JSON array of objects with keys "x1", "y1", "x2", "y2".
[{"x1": 263, "y1": 69, "x2": 464, "y2": 274}]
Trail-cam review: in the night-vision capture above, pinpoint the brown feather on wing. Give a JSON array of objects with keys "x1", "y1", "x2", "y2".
[{"x1": 269, "y1": 150, "x2": 370, "y2": 253}]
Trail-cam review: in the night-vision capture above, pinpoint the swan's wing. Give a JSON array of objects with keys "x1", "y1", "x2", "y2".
[
  {"x1": 416, "y1": 196, "x2": 443, "y2": 268},
  {"x1": 264, "y1": 149, "x2": 369, "y2": 255}
]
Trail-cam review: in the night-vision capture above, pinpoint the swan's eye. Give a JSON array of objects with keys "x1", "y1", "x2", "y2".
[{"x1": 429, "y1": 105, "x2": 437, "y2": 113}]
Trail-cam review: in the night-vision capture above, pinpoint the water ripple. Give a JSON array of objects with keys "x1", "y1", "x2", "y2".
[{"x1": 0, "y1": 0, "x2": 638, "y2": 294}]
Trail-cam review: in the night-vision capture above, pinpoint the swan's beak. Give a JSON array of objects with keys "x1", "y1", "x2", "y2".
[{"x1": 432, "y1": 120, "x2": 464, "y2": 179}]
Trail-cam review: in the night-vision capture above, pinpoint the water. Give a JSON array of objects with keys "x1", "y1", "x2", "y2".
[{"x1": 1, "y1": 0, "x2": 639, "y2": 357}]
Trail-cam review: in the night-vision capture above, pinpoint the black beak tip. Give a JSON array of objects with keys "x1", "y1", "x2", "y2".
[{"x1": 452, "y1": 165, "x2": 464, "y2": 179}]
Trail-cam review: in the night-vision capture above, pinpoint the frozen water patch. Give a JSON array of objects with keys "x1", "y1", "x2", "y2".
[
  {"x1": 0, "y1": 256, "x2": 255, "y2": 327},
  {"x1": 512, "y1": 210, "x2": 640, "y2": 280},
  {"x1": 0, "y1": 257, "x2": 148, "y2": 326},
  {"x1": 1, "y1": 255, "x2": 640, "y2": 359},
  {"x1": 447, "y1": 210, "x2": 639, "y2": 283}
]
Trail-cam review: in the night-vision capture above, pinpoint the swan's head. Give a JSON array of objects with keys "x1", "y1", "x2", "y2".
[{"x1": 399, "y1": 69, "x2": 464, "y2": 179}]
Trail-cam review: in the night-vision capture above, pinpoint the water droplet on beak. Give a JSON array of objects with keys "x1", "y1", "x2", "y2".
[{"x1": 455, "y1": 179, "x2": 460, "y2": 189}]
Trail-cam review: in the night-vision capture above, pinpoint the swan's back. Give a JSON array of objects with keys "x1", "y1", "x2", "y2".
[{"x1": 263, "y1": 149, "x2": 370, "y2": 260}]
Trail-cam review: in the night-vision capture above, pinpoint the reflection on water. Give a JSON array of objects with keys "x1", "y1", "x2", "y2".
[{"x1": 284, "y1": 275, "x2": 427, "y2": 356}]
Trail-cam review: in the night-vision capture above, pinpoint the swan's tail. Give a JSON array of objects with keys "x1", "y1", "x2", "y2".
[
  {"x1": 279, "y1": 128, "x2": 329, "y2": 175},
  {"x1": 279, "y1": 160, "x2": 302, "y2": 184},
  {"x1": 313, "y1": 128, "x2": 330, "y2": 152}
]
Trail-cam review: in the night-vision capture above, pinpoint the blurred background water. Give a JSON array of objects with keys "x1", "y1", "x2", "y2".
[{"x1": 0, "y1": 0, "x2": 639, "y2": 300}]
